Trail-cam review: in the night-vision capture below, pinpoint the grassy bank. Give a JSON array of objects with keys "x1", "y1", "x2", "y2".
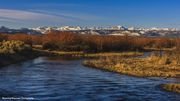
[
  {"x1": 33, "y1": 45, "x2": 144, "y2": 57},
  {"x1": 0, "y1": 50, "x2": 40, "y2": 67},
  {"x1": 35, "y1": 49, "x2": 143, "y2": 58},
  {"x1": 161, "y1": 84, "x2": 180, "y2": 93},
  {"x1": 0, "y1": 41, "x2": 40, "y2": 67},
  {"x1": 83, "y1": 52, "x2": 180, "y2": 78},
  {"x1": 0, "y1": 42, "x2": 144, "y2": 67}
]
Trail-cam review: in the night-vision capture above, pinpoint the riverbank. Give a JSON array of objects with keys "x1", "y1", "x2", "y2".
[
  {"x1": 0, "y1": 41, "x2": 41, "y2": 67},
  {"x1": 83, "y1": 53, "x2": 180, "y2": 78},
  {"x1": 0, "y1": 45, "x2": 144, "y2": 67},
  {"x1": 34, "y1": 47, "x2": 144, "y2": 58},
  {"x1": 161, "y1": 84, "x2": 180, "y2": 93},
  {"x1": 83, "y1": 52, "x2": 180, "y2": 94},
  {"x1": 0, "y1": 43, "x2": 144, "y2": 67},
  {"x1": 0, "y1": 50, "x2": 41, "y2": 67}
]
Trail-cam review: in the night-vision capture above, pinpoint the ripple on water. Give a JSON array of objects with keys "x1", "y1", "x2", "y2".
[{"x1": 0, "y1": 57, "x2": 179, "y2": 101}]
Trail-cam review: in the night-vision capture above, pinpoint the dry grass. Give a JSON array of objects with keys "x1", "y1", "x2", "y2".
[
  {"x1": 143, "y1": 47, "x2": 174, "y2": 51},
  {"x1": 33, "y1": 47, "x2": 144, "y2": 58},
  {"x1": 0, "y1": 41, "x2": 38, "y2": 67},
  {"x1": 83, "y1": 52, "x2": 180, "y2": 78},
  {"x1": 162, "y1": 84, "x2": 180, "y2": 93},
  {"x1": 84, "y1": 52, "x2": 143, "y2": 58}
]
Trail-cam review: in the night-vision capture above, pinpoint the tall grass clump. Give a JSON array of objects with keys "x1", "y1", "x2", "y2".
[{"x1": 0, "y1": 40, "x2": 31, "y2": 54}]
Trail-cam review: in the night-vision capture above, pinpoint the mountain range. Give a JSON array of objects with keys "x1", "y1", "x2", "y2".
[{"x1": 0, "y1": 26, "x2": 180, "y2": 37}]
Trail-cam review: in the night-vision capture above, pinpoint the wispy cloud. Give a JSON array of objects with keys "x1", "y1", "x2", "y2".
[
  {"x1": 30, "y1": 9, "x2": 101, "y2": 21},
  {"x1": 0, "y1": 8, "x2": 101, "y2": 24},
  {"x1": 0, "y1": 8, "x2": 103, "y2": 28},
  {"x1": 31, "y1": 3, "x2": 86, "y2": 8},
  {"x1": 0, "y1": 9, "x2": 74, "y2": 23}
]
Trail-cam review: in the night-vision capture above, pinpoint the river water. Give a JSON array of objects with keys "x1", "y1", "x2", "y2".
[{"x1": 0, "y1": 57, "x2": 179, "y2": 101}]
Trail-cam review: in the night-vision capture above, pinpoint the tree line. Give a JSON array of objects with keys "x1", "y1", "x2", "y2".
[{"x1": 0, "y1": 32, "x2": 179, "y2": 52}]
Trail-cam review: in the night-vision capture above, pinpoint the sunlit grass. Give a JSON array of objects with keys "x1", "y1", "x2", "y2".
[
  {"x1": 143, "y1": 47, "x2": 175, "y2": 51},
  {"x1": 84, "y1": 52, "x2": 143, "y2": 58},
  {"x1": 33, "y1": 45, "x2": 144, "y2": 57},
  {"x1": 162, "y1": 84, "x2": 180, "y2": 93},
  {"x1": 83, "y1": 53, "x2": 180, "y2": 77},
  {"x1": 0, "y1": 41, "x2": 37, "y2": 67},
  {"x1": 0, "y1": 40, "x2": 31, "y2": 54}
]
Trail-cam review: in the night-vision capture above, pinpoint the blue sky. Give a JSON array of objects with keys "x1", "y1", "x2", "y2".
[{"x1": 0, "y1": 0, "x2": 180, "y2": 28}]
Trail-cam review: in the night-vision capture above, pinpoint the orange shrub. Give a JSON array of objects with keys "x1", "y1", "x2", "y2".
[{"x1": 0, "y1": 32, "x2": 178, "y2": 52}]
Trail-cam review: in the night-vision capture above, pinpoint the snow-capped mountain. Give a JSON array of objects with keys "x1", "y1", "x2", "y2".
[{"x1": 1, "y1": 26, "x2": 180, "y2": 37}]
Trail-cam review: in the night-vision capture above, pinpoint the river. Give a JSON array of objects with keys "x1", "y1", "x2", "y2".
[{"x1": 0, "y1": 57, "x2": 179, "y2": 101}]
